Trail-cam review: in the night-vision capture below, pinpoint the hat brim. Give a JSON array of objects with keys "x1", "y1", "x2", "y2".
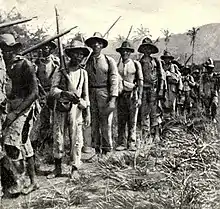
[
  {"x1": 0, "y1": 42, "x2": 22, "y2": 50},
  {"x1": 138, "y1": 43, "x2": 159, "y2": 54},
  {"x1": 85, "y1": 37, "x2": 108, "y2": 48},
  {"x1": 161, "y1": 55, "x2": 174, "y2": 60},
  {"x1": 65, "y1": 47, "x2": 90, "y2": 57},
  {"x1": 116, "y1": 47, "x2": 134, "y2": 53},
  {"x1": 42, "y1": 41, "x2": 57, "y2": 49}
]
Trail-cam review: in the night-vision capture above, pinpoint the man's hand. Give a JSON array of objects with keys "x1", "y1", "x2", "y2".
[
  {"x1": 106, "y1": 97, "x2": 116, "y2": 113},
  {"x1": 78, "y1": 99, "x2": 87, "y2": 110},
  {"x1": 166, "y1": 71, "x2": 171, "y2": 77},
  {"x1": 61, "y1": 91, "x2": 79, "y2": 104},
  {"x1": 135, "y1": 98, "x2": 142, "y2": 108},
  {"x1": 158, "y1": 90, "x2": 164, "y2": 100},
  {"x1": 84, "y1": 115, "x2": 91, "y2": 127}
]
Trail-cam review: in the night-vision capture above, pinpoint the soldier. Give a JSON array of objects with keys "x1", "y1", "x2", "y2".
[
  {"x1": 200, "y1": 58, "x2": 218, "y2": 122},
  {"x1": 178, "y1": 66, "x2": 195, "y2": 117},
  {"x1": 0, "y1": 34, "x2": 39, "y2": 195},
  {"x1": 116, "y1": 41, "x2": 143, "y2": 151},
  {"x1": 47, "y1": 40, "x2": 90, "y2": 179},
  {"x1": 85, "y1": 32, "x2": 118, "y2": 156},
  {"x1": 191, "y1": 67, "x2": 201, "y2": 110},
  {"x1": 138, "y1": 37, "x2": 166, "y2": 143},
  {"x1": 0, "y1": 48, "x2": 7, "y2": 198},
  {"x1": 161, "y1": 50, "x2": 182, "y2": 119},
  {"x1": 33, "y1": 38, "x2": 60, "y2": 156}
]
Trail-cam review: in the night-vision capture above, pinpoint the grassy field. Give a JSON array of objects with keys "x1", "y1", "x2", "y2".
[{"x1": 2, "y1": 111, "x2": 220, "y2": 209}]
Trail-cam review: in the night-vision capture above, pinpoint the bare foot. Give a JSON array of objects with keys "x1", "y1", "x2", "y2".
[{"x1": 22, "y1": 183, "x2": 39, "y2": 195}]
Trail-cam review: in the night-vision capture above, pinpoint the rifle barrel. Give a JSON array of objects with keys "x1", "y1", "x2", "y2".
[
  {"x1": 21, "y1": 26, "x2": 77, "y2": 55},
  {"x1": 0, "y1": 16, "x2": 37, "y2": 29},
  {"x1": 103, "y1": 16, "x2": 121, "y2": 38}
]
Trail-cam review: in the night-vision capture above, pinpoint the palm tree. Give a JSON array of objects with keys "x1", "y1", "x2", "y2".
[
  {"x1": 161, "y1": 29, "x2": 172, "y2": 50},
  {"x1": 132, "y1": 24, "x2": 151, "y2": 42},
  {"x1": 115, "y1": 35, "x2": 126, "y2": 43},
  {"x1": 187, "y1": 27, "x2": 200, "y2": 64}
]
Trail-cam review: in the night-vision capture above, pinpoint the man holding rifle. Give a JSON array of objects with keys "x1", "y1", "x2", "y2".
[{"x1": 47, "y1": 40, "x2": 90, "y2": 179}]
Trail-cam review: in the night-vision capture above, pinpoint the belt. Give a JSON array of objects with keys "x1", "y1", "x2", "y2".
[{"x1": 90, "y1": 85, "x2": 108, "y2": 88}]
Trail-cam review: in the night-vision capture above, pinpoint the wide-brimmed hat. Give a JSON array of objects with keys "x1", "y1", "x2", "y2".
[
  {"x1": 85, "y1": 32, "x2": 108, "y2": 48},
  {"x1": 160, "y1": 50, "x2": 174, "y2": 60},
  {"x1": 192, "y1": 68, "x2": 200, "y2": 74},
  {"x1": 0, "y1": 34, "x2": 22, "y2": 49},
  {"x1": 40, "y1": 35, "x2": 57, "y2": 49},
  {"x1": 116, "y1": 41, "x2": 134, "y2": 53},
  {"x1": 204, "y1": 58, "x2": 215, "y2": 68},
  {"x1": 138, "y1": 37, "x2": 159, "y2": 54},
  {"x1": 65, "y1": 40, "x2": 90, "y2": 57}
]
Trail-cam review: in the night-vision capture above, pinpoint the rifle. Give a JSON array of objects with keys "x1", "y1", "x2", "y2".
[
  {"x1": 0, "y1": 16, "x2": 37, "y2": 29},
  {"x1": 184, "y1": 54, "x2": 193, "y2": 67},
  {"x1": 20, "y1": 26, "x2": 77, "y2": 56},
  {"x1": 103, "y1": 16, "x2": 121, "y2": 38},
  {"x1": 117, "y1": 25, "x2": 133, "y2": 67}
]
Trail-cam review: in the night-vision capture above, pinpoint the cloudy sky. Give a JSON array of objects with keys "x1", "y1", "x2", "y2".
[{"x1": 1, "y1": 0, "x2": 220, "y2": 40}]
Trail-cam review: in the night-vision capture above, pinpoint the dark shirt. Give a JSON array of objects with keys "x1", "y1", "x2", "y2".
[{"x1": 7, "y1": 55, "x2": 38, "y2": 113}]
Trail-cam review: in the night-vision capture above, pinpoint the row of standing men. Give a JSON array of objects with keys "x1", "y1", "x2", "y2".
[{"x1": 0, "y1": 32, "x2": 218, "y2": 195}]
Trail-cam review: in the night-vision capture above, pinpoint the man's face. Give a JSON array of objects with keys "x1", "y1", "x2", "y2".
[
  {"x1": 120, "y1": 49, "x2": 131, "y2": 61},
  {"x1": 163, "y1": 58, "x2": 171, "y2": 64},
  {"x1": 90, "y1": 40, "x2": 103, "y2": 54},
  {"x1": 41, "y1": 44, "x2": 53, "y2": 57},
  {"x1": 142, "y1": 47, "x2": 153, "y2": 55},
  {"x1": 1, "y1": 46, "x2": 14, "y2": 63},
  {"x1": 207, "y1": 66, "x2": 214, "y2": 73},
  {"x1": 68, "y1": 50, "x2": 85, "y2": 65}
]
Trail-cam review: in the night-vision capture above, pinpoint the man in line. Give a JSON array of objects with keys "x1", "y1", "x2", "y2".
[
  {"x1": 0, "y1": 33, "x2": 39, "y2": 195},
  {"x1": 161, "y1": 50, "x2": 182, "y2": 120},
  {"x1": 138, "y1": 37, "x2": 166, "y2": 144},
  {"x1": 200, "y1": 58, "x2": 219, "y2": 122},
  {"x1": 116, "y1": 41, "x2": 143, "y2": 151},
  {"x1": 48, "y1": 40, "x2": 90, "y2": 179},
  {"x1": 0, "y1": 47, "x2": 7, "y2": 198},
  {"x1": 85, "y1": 32, "x2": 118, "y2": 156},
  {"x1": 32, "y1": 38, "x2": 60, "y2": 163},
  {"x1": 178, "y1": 66, "x2": 195, "y2": 118}
]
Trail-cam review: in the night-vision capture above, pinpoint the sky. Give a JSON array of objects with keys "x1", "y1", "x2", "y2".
[{"x1": 1, "y1": 0, "x2": 220, "y2": 40}]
